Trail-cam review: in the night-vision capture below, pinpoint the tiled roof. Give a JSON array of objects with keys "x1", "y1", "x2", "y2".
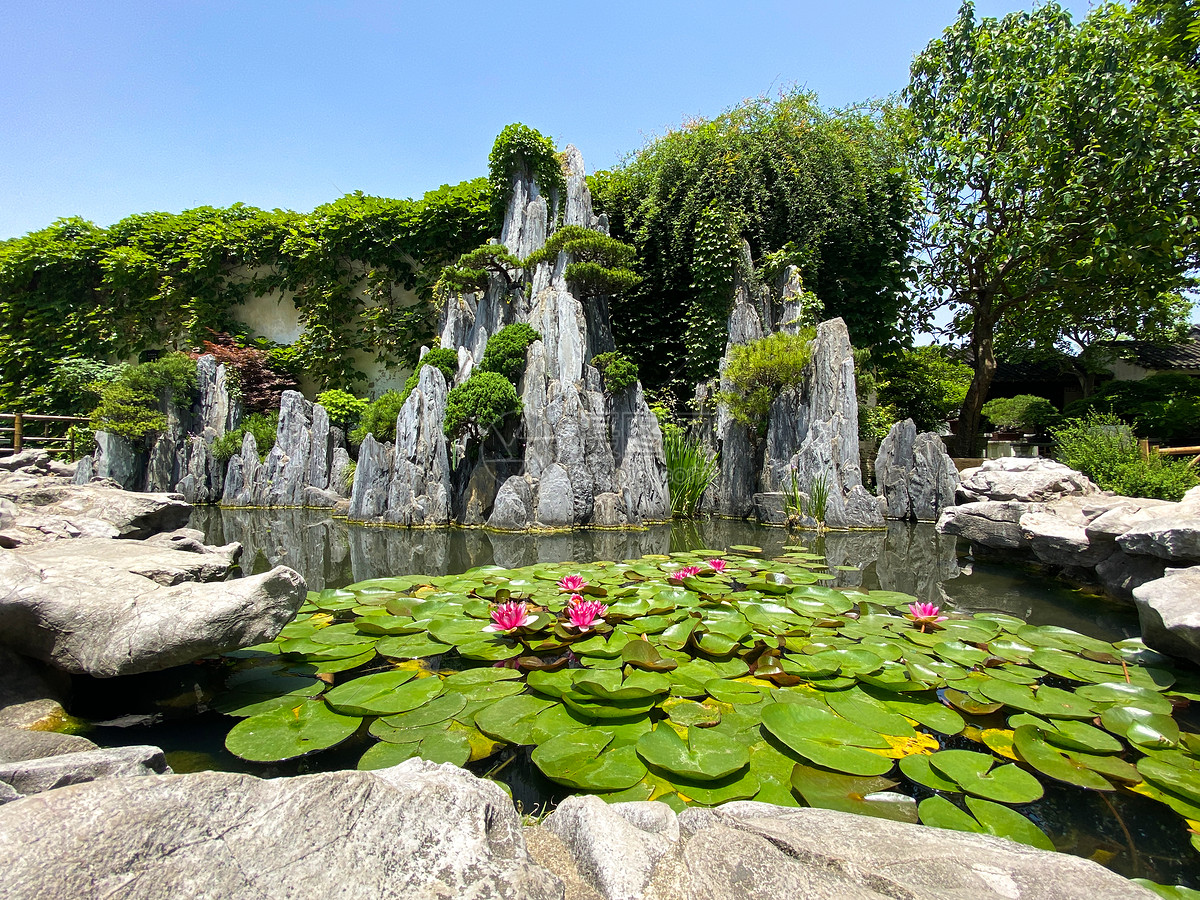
[{"x1": 1104, "y1": 325, "x2": 1200, "y2": 371}]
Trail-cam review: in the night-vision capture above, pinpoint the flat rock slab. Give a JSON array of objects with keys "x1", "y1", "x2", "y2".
[
  {"x1": 937, "y1": 501, "x2": 1036, "y2": 550},
  {"x1": 1133, "y1": 567, "x2": 1200, "y2": 663},
  {"x1": 958, "y1": 458, "x2": 1099, "y2": 504},
  {"x1": 1118, "y1": 516, "x2": 1200, "y2": 564},
  {"x1": 667, "y1": 802, "x2": 1152, "y2": 900},
  {"x1": 0, "y1": 475, "x2": 190, "y2": 540},
  {"x1": 0, "y1": 745, "x2": 167, "y2": 799},
  {"x1": 0, "y1": 555, "x2": 305, "y2": 677},
  {"x1": 9, "y1": 536, "x2": 238, "y2": 586},
  {"x1": 0, "y1": 726, "x2": 96, "y2": 765},
  {"x1": 0, "y1": 759, "x2": 560, "y2": 900}
]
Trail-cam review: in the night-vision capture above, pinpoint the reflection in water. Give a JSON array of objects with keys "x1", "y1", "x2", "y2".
[{"x1": 191, "y1": 508, "x2": 1139, "y2": 642}]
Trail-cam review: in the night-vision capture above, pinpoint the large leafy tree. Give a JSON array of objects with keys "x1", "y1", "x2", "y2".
[
  {"x1": 906, "y1": 1, "x2": 1200, "y2": 455},
  {"x1": 590, "y1": 92, "x2": 913, "y2": 402}
]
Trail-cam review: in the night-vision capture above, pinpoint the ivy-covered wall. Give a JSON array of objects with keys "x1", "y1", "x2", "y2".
[{"x1": 0, "y1": 179, "x2": 492, "y2": 413}]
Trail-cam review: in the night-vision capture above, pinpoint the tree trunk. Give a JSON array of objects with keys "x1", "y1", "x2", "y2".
[{"x1": 953, "y1": 306, "x2": 997, "y2": 457}]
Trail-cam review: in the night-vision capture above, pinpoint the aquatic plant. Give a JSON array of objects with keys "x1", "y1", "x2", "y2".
[
  {"x1": 807, "y1": 472, "x2": 830, "y2": 528},
  {"x1": 217, "y1": 544, "x2": 1200, "y2": 866},
  {"x1": 558, "y1": 575, "x2": 587, "y2": 592},
  {"x1": 663, "y1": 429, "x2": 719, "y2": 518}
]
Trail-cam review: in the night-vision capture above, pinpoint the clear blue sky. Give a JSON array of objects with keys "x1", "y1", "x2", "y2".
[{"x1": 1, "y1": 0, "x2": 1095, "y2": 241}]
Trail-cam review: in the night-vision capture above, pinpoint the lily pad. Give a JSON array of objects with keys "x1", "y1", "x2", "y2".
[
  {"x1": 357, "y1": 729, "x2": 471, "y2": 769},
  {"x1": 637, "y1": 725, "x2": 750, "y2": 780},
  {"x1": 225, "y1": 699, "x2": 360, "y2": 762},
  {"x1": 532, "y1": 730, "x2": 647, "y2": 791},
  {"x1": 1012, "y1": 725, "x2": 1114, "y2": 791},
  {"x1": 927, "y1": 749, "x2": 1044, "y2": 803},
  {"x1": 369, "y1": 693, "x2": 468, "y2": 739},
  {"x1": 474, "y1": 694, "x2": 557, "y2": 745},
  {"x1": 761, "y1": 702, "x2": 894, "y2": 777},
  {"x1": 791, "y1": 763, "x2": 918, "y2": 823},
  {"x1": 325, "y1": 671, "x2": 444, "y2": 716}
]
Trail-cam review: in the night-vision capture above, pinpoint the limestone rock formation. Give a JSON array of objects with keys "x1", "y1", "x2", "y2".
[
  {"x1": 0, "y1": 759, "x2": 561, "y2": 900},
  {"x1": 1133, "y1": 567, "x2": 1200, "y2": 661},
  {"x1": 957, "y1": 457, "x2": 1099, "y2": 504},
  {"x1": 875, "y1": 419, "x2": 959, "y2": 521},
  {"x1": 0, "y1": 745, "x2": 168, "y2": 801}
]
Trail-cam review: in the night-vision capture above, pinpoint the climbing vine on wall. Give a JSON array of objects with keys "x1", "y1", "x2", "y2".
[{"x1": 0, "y1": 179, "x2": 493, "y2": 411}]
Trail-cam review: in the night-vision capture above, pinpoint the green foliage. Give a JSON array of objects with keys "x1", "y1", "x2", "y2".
[
  {"x1": 858, "y1": 402, "x2": 898, "y2": 444},
  {"x1": 718, "y1": 330, "x2": 815, "y2": 436},
  {"x1": 663, "y1": 430, "x2": 719, "y2": 518},
  {"x1": 807, "y1": 473, "x2": 831, "y2": 526},
  {"x1": 525, "y1": 225, "x2": 641, "y2": 298},
  {"x1": 590, "y1": 91, "x2": 913, "y2": 398},
  {"x1": 479, "y1": 323, "x2": 541, "y2": 383},
  {"x1": 905, "y1": 1, "x2": 1200, "y2": 454},
  {"x1": 88, "y1": 353, "x2": 198, "y2": 443},
  {"x1": 30, "y1": 357, "x2": 124, "y2": 417},
  {"x1": 0, "y1": 178, "x2": 492, "y2": 406},
  {"x1": 1065, "y1": 374, "x2": 1200, "y2": 444},
  {"x1": 350, "y1": 391, "x2": 408, "y2": 446},
  {"x1": 488, "y1": 124, "x2": 567, "y2": 226},
  {"x1": 398, "y1": 346, "x2": 461, "y2": 403},
  {"x1": 437, "y1": 244, "x2": 524, "y2": 295},
  {"x1": 443, "y1": 372, "x2": 523, "y2": 442},
  {"x1": 878, "y1": 347, "x2": 973, "y2": 433},
  {"x1": 316, "y1": 389, "x2": 369, "y2": 433},
  {"x1": 211, "y1": 412, "x2": 280, "y2": 463},
  {"x1": 1052, "y1": 412, "x2": 1199, "y2": 501},
  {"x1": 340, "y1": 460, "x2": 357, "y2": 494},
  {"x1": 592, "y1": 351, "x2": 639, "y2": 395},
  {"x1": 980, "y1": 395, "x2": 1060, "y2": 433}
]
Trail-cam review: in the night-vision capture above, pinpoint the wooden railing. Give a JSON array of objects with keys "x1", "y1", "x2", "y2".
[
  {"x1": 0, "y1": 413, "x2": 91, "y2": 457},
  {"x1": 1140, "y1": 439, "x2": 1200, "y2": 468}
]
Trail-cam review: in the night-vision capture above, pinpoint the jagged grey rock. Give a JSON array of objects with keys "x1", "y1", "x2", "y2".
[
  {"x1": 0, "y1": 558, "x2": 305, "y2": 677},
  {"x1": 0, "y1": 476, "x2": 191, "y2": 540},
  {"x1": 0, "y1": 450, "x2": 50, "y2": 473},
  {"x1": 70, "y1": 452, "x2": 93, "y2": 484},
  {"x1": 1096, "y1": 549, "x2": 1168, "y2": 600},
  {"x1": 6, "y1": 536, "x2": 237, "y2": 586},
  {"x1": 1117, "y1": 517, "x2": 1200, "y2": 563},
  {"x1": 1134, "y1": 567, "x2": 1200, "y2": 662},
  {"x1": 0, "y1": 745, "x2": 168, "y2": 797},
  {"x1": 876, "y1": 420, "x2": 960, "y2": 522},
  {"x1": 542, "y1": 796, "x2": 678, "y2": 900},
  {"x1": 383, "y1": 366, "x2": 452, "y2": 526},
  {"x1": 537, "y1": 464, "x2": 575, "y2": 528},
  {"x1": 753, "y1": 492, "x2": 788, "y2": 525},
  {"x1": 669, "y1": 802, "x2": 1152, "y2": 900},
  {"x1": 489, "y1": 476, "x2": 534, "y2": 530},
  {"x1": 348, "y1": 434, "x2": 393, "y2": 521},
  {"x1": 957, "y1": 458, "x2": 1099, "y2": 504},
  {"x1": 1020, "y1": 504, "x2": 1116, "y2": 568},
  {"x1": 328, "y1": 446, "x2": 353, "y2": 498},
  {"x1": 938, "y1": 501, "x2": 1034, "y2": 550},
  {"x1": 0, "y1": 759, "x2": 561, "y2": 900},
  {"x1": 92, "y1": 431, "x2": 140, "y2": 490},
  {"x1": 0, "y1": 727, "x2": 97, "y2": 765}
]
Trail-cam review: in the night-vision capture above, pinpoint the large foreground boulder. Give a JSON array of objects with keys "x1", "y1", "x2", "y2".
[
  {"x1": 1133, "y1": 567, "x2": 1200, "y2": 662},
  {"x1": 0, "y1": 551, "x2": 305, "y2": 676},
  {"x1": 0, "y1": 759, "x2": 561, "y2": 900}
]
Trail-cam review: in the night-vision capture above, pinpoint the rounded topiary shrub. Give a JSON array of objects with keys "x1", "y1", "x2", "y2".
[
  {"x1": 480, "y1": 323, "x2": 541, "y2": 383},
  {"x1": 444, "y1": 371, "x2": 523, "y2": 442}
]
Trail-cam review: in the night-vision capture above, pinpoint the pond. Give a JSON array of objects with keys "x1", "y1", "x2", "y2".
[{"x1": 79, "y1": 508, "x2": 1198, "y2": 889}]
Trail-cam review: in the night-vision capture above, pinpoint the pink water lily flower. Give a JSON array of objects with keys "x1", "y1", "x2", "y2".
[
  {"x1": 670, "y1": 565, "x2": 702, "y2": 581},
  {"x1": 558, "y1": 574, "x2": 588, "y2": 592},
  {"x1": 565, "y1": 598, "x2": 608, "y2": 632},
  {"x1": 908, "y1": 602, "x2": 948, "y2": 632},
  {"x1": 707, "y1": 559, "x2": 727, "y2": 573},
  {"x1": 485, "y1": 601, "x2": 535, "y2": 633}
]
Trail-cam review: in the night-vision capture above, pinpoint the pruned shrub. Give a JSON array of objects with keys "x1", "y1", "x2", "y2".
[
  {"x1": 89, "y1": 352, "x2": 199, "y2": 443},
  {"x1": 444, "y1": 372, "x2": 523, "y2": 442},
  {"x1": 480, "y1": 323, "x2": 540, "y2": 383},
  {"x1": 592, "y1": 351, "x2": 639, "y2": 395},
  {"x1": 1065, "y1": 373, "x2": 1200, "y2": 444},
  {"x1": 316, "y1": 389, "x2": 368, "y2": 433},
  {"x1": 1052, "y1": 412, "x2": 1198, "y2": 501},
  {"x1": 718, "y1": 329, "x2": 815, "y2": 436},
  {"x1": 349, "y1": 391, "x2": 407, "y2": 446},
  {"x1": 981, "y1": 394, "x2": 1059, "y2": 433},
  {"x1": 211, "y1": 412, "x2": 279, "y2": 463}
]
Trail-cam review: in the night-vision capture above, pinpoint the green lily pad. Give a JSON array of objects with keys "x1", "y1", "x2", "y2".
[
  {"x1": 663, "y1": 697, "x2": 722, "y2": 727},
  {"x1": 532, "y1": 730, "x2": 648, "y2": 791},
  {"x1": 761, "y1": 702, "x2": 894, "y2": 776},
  {"x1": 918, "y1": 795, "x2": 985, "y2": 833},
  {"x1": 325, "y1": 671, "x2": 444, "y2": 716},
  {"x1": 357, "y1": 729, "x2": 471, "y2": 769},
  {"x1": 375, "y1": 634, "x2": 453, "y2": 659},
  {"x1": 527, "y1": 668, "x2": 582, "y2": 698},
  {"x1": 977, "y1": 679, "x2": 1097, "y2": 719},
  {"x1": 1139, "y1": 755, "x2": 1200, "y2": 805},
  {"x1": 474, "y1": 694, "x2": 556, "y2": 745},
  {"x1": 637, "y1": 725, "x2": 749, "y2": 780},
  {"x1": 791, "y1": 763, "x2": 918, "y2": 823},
  {"x1": 1007, "y1": 713, "x2": 1123, "y2": 754},
  {"x1": 225, "y1": 699, "x2": 360, "y2": 762},
  {"x1": 900, "y1": 753, "x2": 962, "y2": 792},
  {"x1": 1078, "y1": 682, "x2": 1173, "y2": 714},
  {"x1": 927, "y1": 749, "x2": 1043, "y2": 803},
  {"x1": 213, "y1": 675, "x2": 325, "y2": 717},
  {"x1": 964, "y1": 797, "x2": 1055, "y2": 851},
  {"x1": 943, "y1": 688, "x2": 1004, "y2": 717},
  {"x1": 369, "y1": 693, "x2": 468, "y2": 739},
  {"x1": 1012, "y1": 725, "x2": 1114, "y2": 791},
  {"x1": 574, "y1": 668, "x2": 672, "y2": 701},
  {"x1": 1100, "y1": 706, "x2": 1180, "y2": 748},
  {"x1": 825, "y1": 687, "x2": 916, "y2": 738}
]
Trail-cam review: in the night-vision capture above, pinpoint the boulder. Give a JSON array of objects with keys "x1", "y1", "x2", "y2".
[
  {"x1": 347, "y1": 434, "x2": 393, "y2": 521},
  {"x1": 0, "y1": 759, "x2": 560, "y2": 900},
  {"x1": 1096, "y1": 550, "x2": 1168, "y2": 600},
  {"x1": 937, "y1": 501, "x2": 1034, "y2": 551},
  {"x1": 0, "y1": 557, "x2": 305, "y2": 677},
  {"x1": 91, "y1": 431, "x2": 140, "y2": 490},
  {"x1": 1117, "y1": 517, "x2": 1200, "y2": 564},
  {"x1": 1133, "y1": 567, "x2": 1200, "y2": 662},
  {"x1": 876, "y1": 420, "x2": 960, "y2": 522},
  {"x1": 0, "y1": 477, "x2": 191, "y2": 540},
  {"x1": 0, "y1": 727, "x2": 96, "y2": 765},
  {"x1": 753, "y1": 492, "x2": 788, "y2": 525},
  {"x1": 0, "y1": 450, "x2": 50, "y2": 473},
  {"x1": 0, "y1": 648, "x2": 70, "y2": 729},
  {"x1": 1020, "y1": 506, "x2": 1115, "y2": 568},
  {"x1": 9, "y1": 536, "x2": 238, "y2": 587},
  {"x1": 0, "y1": 745, "x2": 168, "y2": 798},
  {"x1": 536, "y1": 464, "x2": 575, "y2": 528},
  {"x1": 957, "y1": 457, "x2": 1099, "y2": 504},
  {"x1": 542, "y1": 796, "x2": 678, "y2": 900},
  {"x1": 384, "y1": 365, "x2": 453, "y2": 526},
  {"x1": 489, "y1": 476, "x2": 534, "y2": 531},
  {"x1": 667, "y1": 803, "x2": 1152, "y2": 900}
]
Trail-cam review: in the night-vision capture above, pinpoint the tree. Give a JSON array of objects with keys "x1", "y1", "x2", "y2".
[
  {"x1": 590, "y1": 92, "x2": 913, "y2": 401},
  {"x1": 906, "y1": 1, "x2": 1200, "y2": 455}
]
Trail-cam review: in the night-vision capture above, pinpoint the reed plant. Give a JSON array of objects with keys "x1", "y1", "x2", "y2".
[{"x1": 664, "y1": 429, "x2": 719, "y2": 518}]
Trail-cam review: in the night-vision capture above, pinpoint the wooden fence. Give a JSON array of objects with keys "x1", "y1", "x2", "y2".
[{"x1": 0, "y1": 413, "x2": 91, "y2": 458}]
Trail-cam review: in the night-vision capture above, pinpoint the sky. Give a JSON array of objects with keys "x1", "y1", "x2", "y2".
[{"x1": 1, "y1": 0, "x2": 1097, "y2": 241}]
